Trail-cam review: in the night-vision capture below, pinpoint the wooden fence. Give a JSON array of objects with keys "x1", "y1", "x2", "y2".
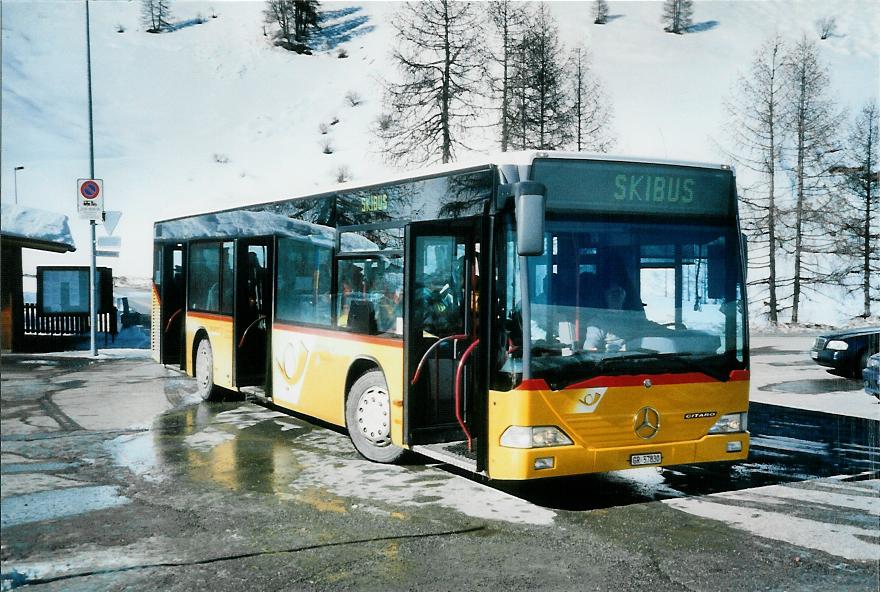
[{"x1": 23, "y1": 303, "x2": 118, "y2": 338}]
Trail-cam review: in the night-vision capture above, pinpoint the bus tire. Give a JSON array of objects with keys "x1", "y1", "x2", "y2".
[
  {"x1": 195, "y1": 338, "x2": 221, "y2": 401},
  {"x1": 345, "y1": 370, "x2": 405, "y2": 463}
]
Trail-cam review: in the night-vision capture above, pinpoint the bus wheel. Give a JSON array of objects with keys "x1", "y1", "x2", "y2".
[
  {"x1": 195, "y1": 338, "x2": 220, "y2": 401},
  {"x1": 346, "y1": 370, "x2": 405, "y2": 463}
]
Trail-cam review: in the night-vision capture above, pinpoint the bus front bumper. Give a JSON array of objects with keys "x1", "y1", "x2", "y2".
[{"x1": 487, "y1": 433, "x2": 749, "y2": 480}]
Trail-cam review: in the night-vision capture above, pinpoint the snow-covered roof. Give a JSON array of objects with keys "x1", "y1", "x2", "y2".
[
  {"x1": 324, "y1": 151, "x2": 733, "y2": 197},
  {"x1": 0, "y1": 203, "x2": 75, "y2": 252},
  {"x1": 155, "y1": 209, "x2": 377, "y2": 251}
]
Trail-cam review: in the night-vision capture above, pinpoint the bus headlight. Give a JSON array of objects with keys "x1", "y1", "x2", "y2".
[
  {"x1": 708, "y1": 413, "x2": 748, "y2": 434},
  {"x1": 500, "y1": 426, "x2": 574, "y2": 448},
  {"x1": 825, "y1": 340, "x2": 849, "y2": 351}
]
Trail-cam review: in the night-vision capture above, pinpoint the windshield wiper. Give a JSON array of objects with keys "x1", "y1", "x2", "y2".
[
  {"x1": 556, "y1": 351, "x2": 729, "y2": 390},
  {"x1": 620, "y1": 350, "x2": 730, "y2": 383}
]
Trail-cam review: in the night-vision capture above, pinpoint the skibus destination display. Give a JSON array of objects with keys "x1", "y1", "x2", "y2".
[{"x1": 533, "y1": 158, "x2": 735, "y2": 217}]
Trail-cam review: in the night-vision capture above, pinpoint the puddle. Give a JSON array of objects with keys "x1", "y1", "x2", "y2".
[
  {"x1": 284, "y1": 449, "x2": 557, "y2": 526},
  {"x1": 1, "y1": 461, "x2": 79, "y2": 474},
  {"x1": 760, "y1": 379, "x2": 860, "y2": 394},
  {"x1": 106, "y1": 433, "x2": 163, "y2": 482},
  {"x1": 211, "y1": 406, "x2": 300, "y2": 431},
  {"x1": 107, "y1": 403, "x2": 310, "y2": 494},
  {"x1": 184, "y1": 427, "x2": 236, "y2": 451},
  {"x1": 1, "y1": 485, "x2": 130, "y2": 528}
]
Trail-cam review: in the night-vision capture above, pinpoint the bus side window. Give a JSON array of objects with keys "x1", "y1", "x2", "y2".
[
  {"x1": 336, "y1": 258, "x2": 403, "y2": 336},
  {"x1": 276, "y1": 238, "x2": 332, "y2": 326},
  {"x1": 190, "y1": 242, "x2": 221, "y2": 313}
]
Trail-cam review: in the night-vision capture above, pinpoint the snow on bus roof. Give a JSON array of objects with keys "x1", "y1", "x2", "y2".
[
  {"x1": 322, "y1": 151, "x2": 731, "y2": 199},
  {"x1": 156, "y1": 151, "x2": 733, "y2": 227},
  {"x1": 0, "y1": 203, "x2": 75, "y2": 251},
  {"x1": 156, "y1": 209, "x2": 376, "y2": 251}
]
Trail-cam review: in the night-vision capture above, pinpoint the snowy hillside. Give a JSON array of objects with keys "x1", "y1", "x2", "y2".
[{"x1": 2, "y1": 0, "x2": 878, "y2": 325}]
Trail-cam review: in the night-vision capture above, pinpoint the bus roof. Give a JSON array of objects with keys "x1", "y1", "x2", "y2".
[{"x1": 155, "y1": 151, "x2": 733, "y2": 226}]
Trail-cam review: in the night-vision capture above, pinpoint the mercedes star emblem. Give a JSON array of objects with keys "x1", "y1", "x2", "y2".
[{"x1": 634, "y1": 406, "x2": 660, "y2": 439}]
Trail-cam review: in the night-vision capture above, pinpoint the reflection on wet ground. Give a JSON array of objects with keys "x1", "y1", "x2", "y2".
[
  {"x1": 1, "y1": 485, "x2": 129, "y2": 528},
  {"x1": 109, "y1": 399, "x2": 556, "y2": 525},
  {"x1": 760, "y1": 378, "x2": 861, "y2": 394},
  {"x1": 108, "y1": 392, "x2": 879, "y2": 516}
]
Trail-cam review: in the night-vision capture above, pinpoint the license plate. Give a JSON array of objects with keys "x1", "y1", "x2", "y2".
[
  {"x1": 810, "y1": 351, "x2": 818, "y2": 359},
  {"x1": 630, "y1": 453, "x2": 662, "y2": 466}
]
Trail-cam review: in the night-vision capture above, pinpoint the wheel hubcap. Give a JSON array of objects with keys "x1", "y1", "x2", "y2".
[
  {"x1": 356, "y1": 386, "x2": 391, "y2": 446},
  {"x1": 196, "y1": 348, "x2": 209, "y2": 390}
]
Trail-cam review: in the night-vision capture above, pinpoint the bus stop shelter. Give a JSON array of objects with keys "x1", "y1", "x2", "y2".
[{"x1": 1, "y1": 203, "x2": 76, "y2": 352}]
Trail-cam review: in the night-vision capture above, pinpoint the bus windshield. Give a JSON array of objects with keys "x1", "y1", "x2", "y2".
[{"x1": 500, "y1": 216, "x2": 746, "y2": 390}]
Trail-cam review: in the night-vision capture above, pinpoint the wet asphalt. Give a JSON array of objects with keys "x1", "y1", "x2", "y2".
[{"x1": 0, "y1": 339, "x2": 878, "y2": 591}]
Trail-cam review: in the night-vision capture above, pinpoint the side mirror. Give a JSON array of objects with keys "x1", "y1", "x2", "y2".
[{"x1": 514, "y1": 181, "x2": 546, "y2": 256}]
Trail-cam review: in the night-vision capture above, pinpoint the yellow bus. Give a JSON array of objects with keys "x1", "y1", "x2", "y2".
[{"x1": 152, "y1": 152, "x2": 749, "y2": 480}]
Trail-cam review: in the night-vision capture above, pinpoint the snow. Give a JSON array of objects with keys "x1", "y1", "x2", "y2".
[
  {"x1": 0, "y1": 348, "x2": 152, "y2": 360},
  {"x1": 1, "y1": 0, "x2": 877, "y2": 325},
  {"x1": 0, "y1": 203, "x2": 75, "y2": 250},
  {"x1": 157, "y1": 208, "x2": 377, "y2": 250},
  {"x1": 664, "y1": 481, "x2": 880, "y2": 561}
]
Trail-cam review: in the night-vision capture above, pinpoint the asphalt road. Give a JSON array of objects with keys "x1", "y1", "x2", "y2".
[{"x1": 1, "y1": 336, "x2": 877, "y2": 591}]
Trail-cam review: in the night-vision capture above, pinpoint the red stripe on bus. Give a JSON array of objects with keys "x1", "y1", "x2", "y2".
[
  {"x1": 516, "y1": 370, "x2": 749, "y2": 391},
  {"x1": 273, "y1": 322, "x2": 403, "y2": 348},
  {"x1": 515, "y1": 379, "x2": 551, "y2": 390},
  {"x1": 729, "y1": 369, "x2": 750, "y2": 382},
  {"x1": 188, "y1": 311, "x2": 233, "y2": 323}
]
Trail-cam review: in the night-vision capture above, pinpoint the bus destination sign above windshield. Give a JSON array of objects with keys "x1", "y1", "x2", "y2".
[{"x1": 534, "y1": 159, "x2": 733, "y2": 217}]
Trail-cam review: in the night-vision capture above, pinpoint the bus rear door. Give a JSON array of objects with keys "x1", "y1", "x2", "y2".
[
  {"x1": 234, "y1": 237, "x2": 274, "y2": 390},
  {"x1": 155, "y1": 242, "x2": 186, "y2": 369},
  {"x1": 404, "y1": 218, "x2": 487, "y2": 472}
]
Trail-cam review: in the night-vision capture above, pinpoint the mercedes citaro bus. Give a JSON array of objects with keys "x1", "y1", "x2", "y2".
[{"x1": 152, "y1": 152, "x2": 749, "y2": 480}]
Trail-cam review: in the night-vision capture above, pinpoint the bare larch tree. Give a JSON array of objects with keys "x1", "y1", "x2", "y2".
[
  {"x1": 662, "y1": 0, "x2": 694, "y2": 34},
  {"x1": 570, "y1": 46, "x2": 615, "y2": 152},
  {"x1": 833, "y1": 102, "x2": 880, "y2": 317},
  {"x1": 265, "y1": 0, "x2": 295, "y2": 47},
  {"x1": 723, "y1": 36, "x2": 788, "y2": 323},
  {"x1": 510, "y1": 3, "x2": 572, "y2": 150},
  {"x1": 594, "y1": 0, "x2": 609, "y2": 25},
  {"x1": 379, "y1": 1, "x2": 486, "y2": 165},
  {"x1": 488, "y1": 0, "x2": 527, "y2": 152},
  {"x1": 782, "y1": 36, "x2": 844, "y2": 323},
  {"x1": 293, "y1": 0, "x2": 320, "y2": 43},
  {"x1": 264, "y1": 0, "x2": 320, "y2": 53},
  {"x1": 142, "y1": 0, "x2": 173, "y2": 33}
]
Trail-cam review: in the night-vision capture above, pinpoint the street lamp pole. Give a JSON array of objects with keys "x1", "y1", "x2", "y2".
[
  {"x1": 86, "y1": 0, "x2": 97, "y2": 357},
  {"x1": 13, "y1": 166, "x2": 23, "y2": 205}
]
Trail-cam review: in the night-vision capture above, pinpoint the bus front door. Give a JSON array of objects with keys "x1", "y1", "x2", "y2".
[
  {"x1": 404, "y1": 219, "x2": 486, "y2": 463},
  {"x1": 156, "y1": 242, "x2": 186, "y2": 369},
  {"x1": 234, "y1": 238, "x2": 274, "y2": 390}
]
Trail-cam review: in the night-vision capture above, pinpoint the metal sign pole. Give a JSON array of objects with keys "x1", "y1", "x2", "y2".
[{"x1": 86, "y1": 0, "x2": 97, "y2": 357}]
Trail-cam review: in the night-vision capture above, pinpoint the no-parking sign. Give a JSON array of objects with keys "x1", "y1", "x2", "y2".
[{"x1": 77, "y1": 178, "x2": 104, "y2": 220}]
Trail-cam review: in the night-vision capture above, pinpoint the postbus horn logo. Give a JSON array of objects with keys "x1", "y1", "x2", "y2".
[{"x1": 634, "y1": 406, "x2": 660, "y2": 439}]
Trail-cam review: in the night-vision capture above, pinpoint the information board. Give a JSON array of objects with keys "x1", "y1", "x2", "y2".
[{"x1": 37, "y1": 266, "x2": 113, "y2": 314}]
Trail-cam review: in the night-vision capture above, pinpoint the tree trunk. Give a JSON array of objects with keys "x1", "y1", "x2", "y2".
[
  {"x1": 768, "y1": 166, "x2": 778, "y2": 323},
  {"x1": 865, "y1": 169, "x2": 873, "y2": 317},
  {"x1": 767, "y1": 86, "x2": 778, "y2": 324},
  {"x1": 792, "y1": 102, "x2": 806, "y2": 324},
  {"x1": 576, "y1": 56, "x2": 583, "y2": 151},
  {"x1": 441, "y1": 2, "x2": 452, "y2": 163},
  {"x1": 500, "y1": 14, "x2": 510, "y2": 152}
]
